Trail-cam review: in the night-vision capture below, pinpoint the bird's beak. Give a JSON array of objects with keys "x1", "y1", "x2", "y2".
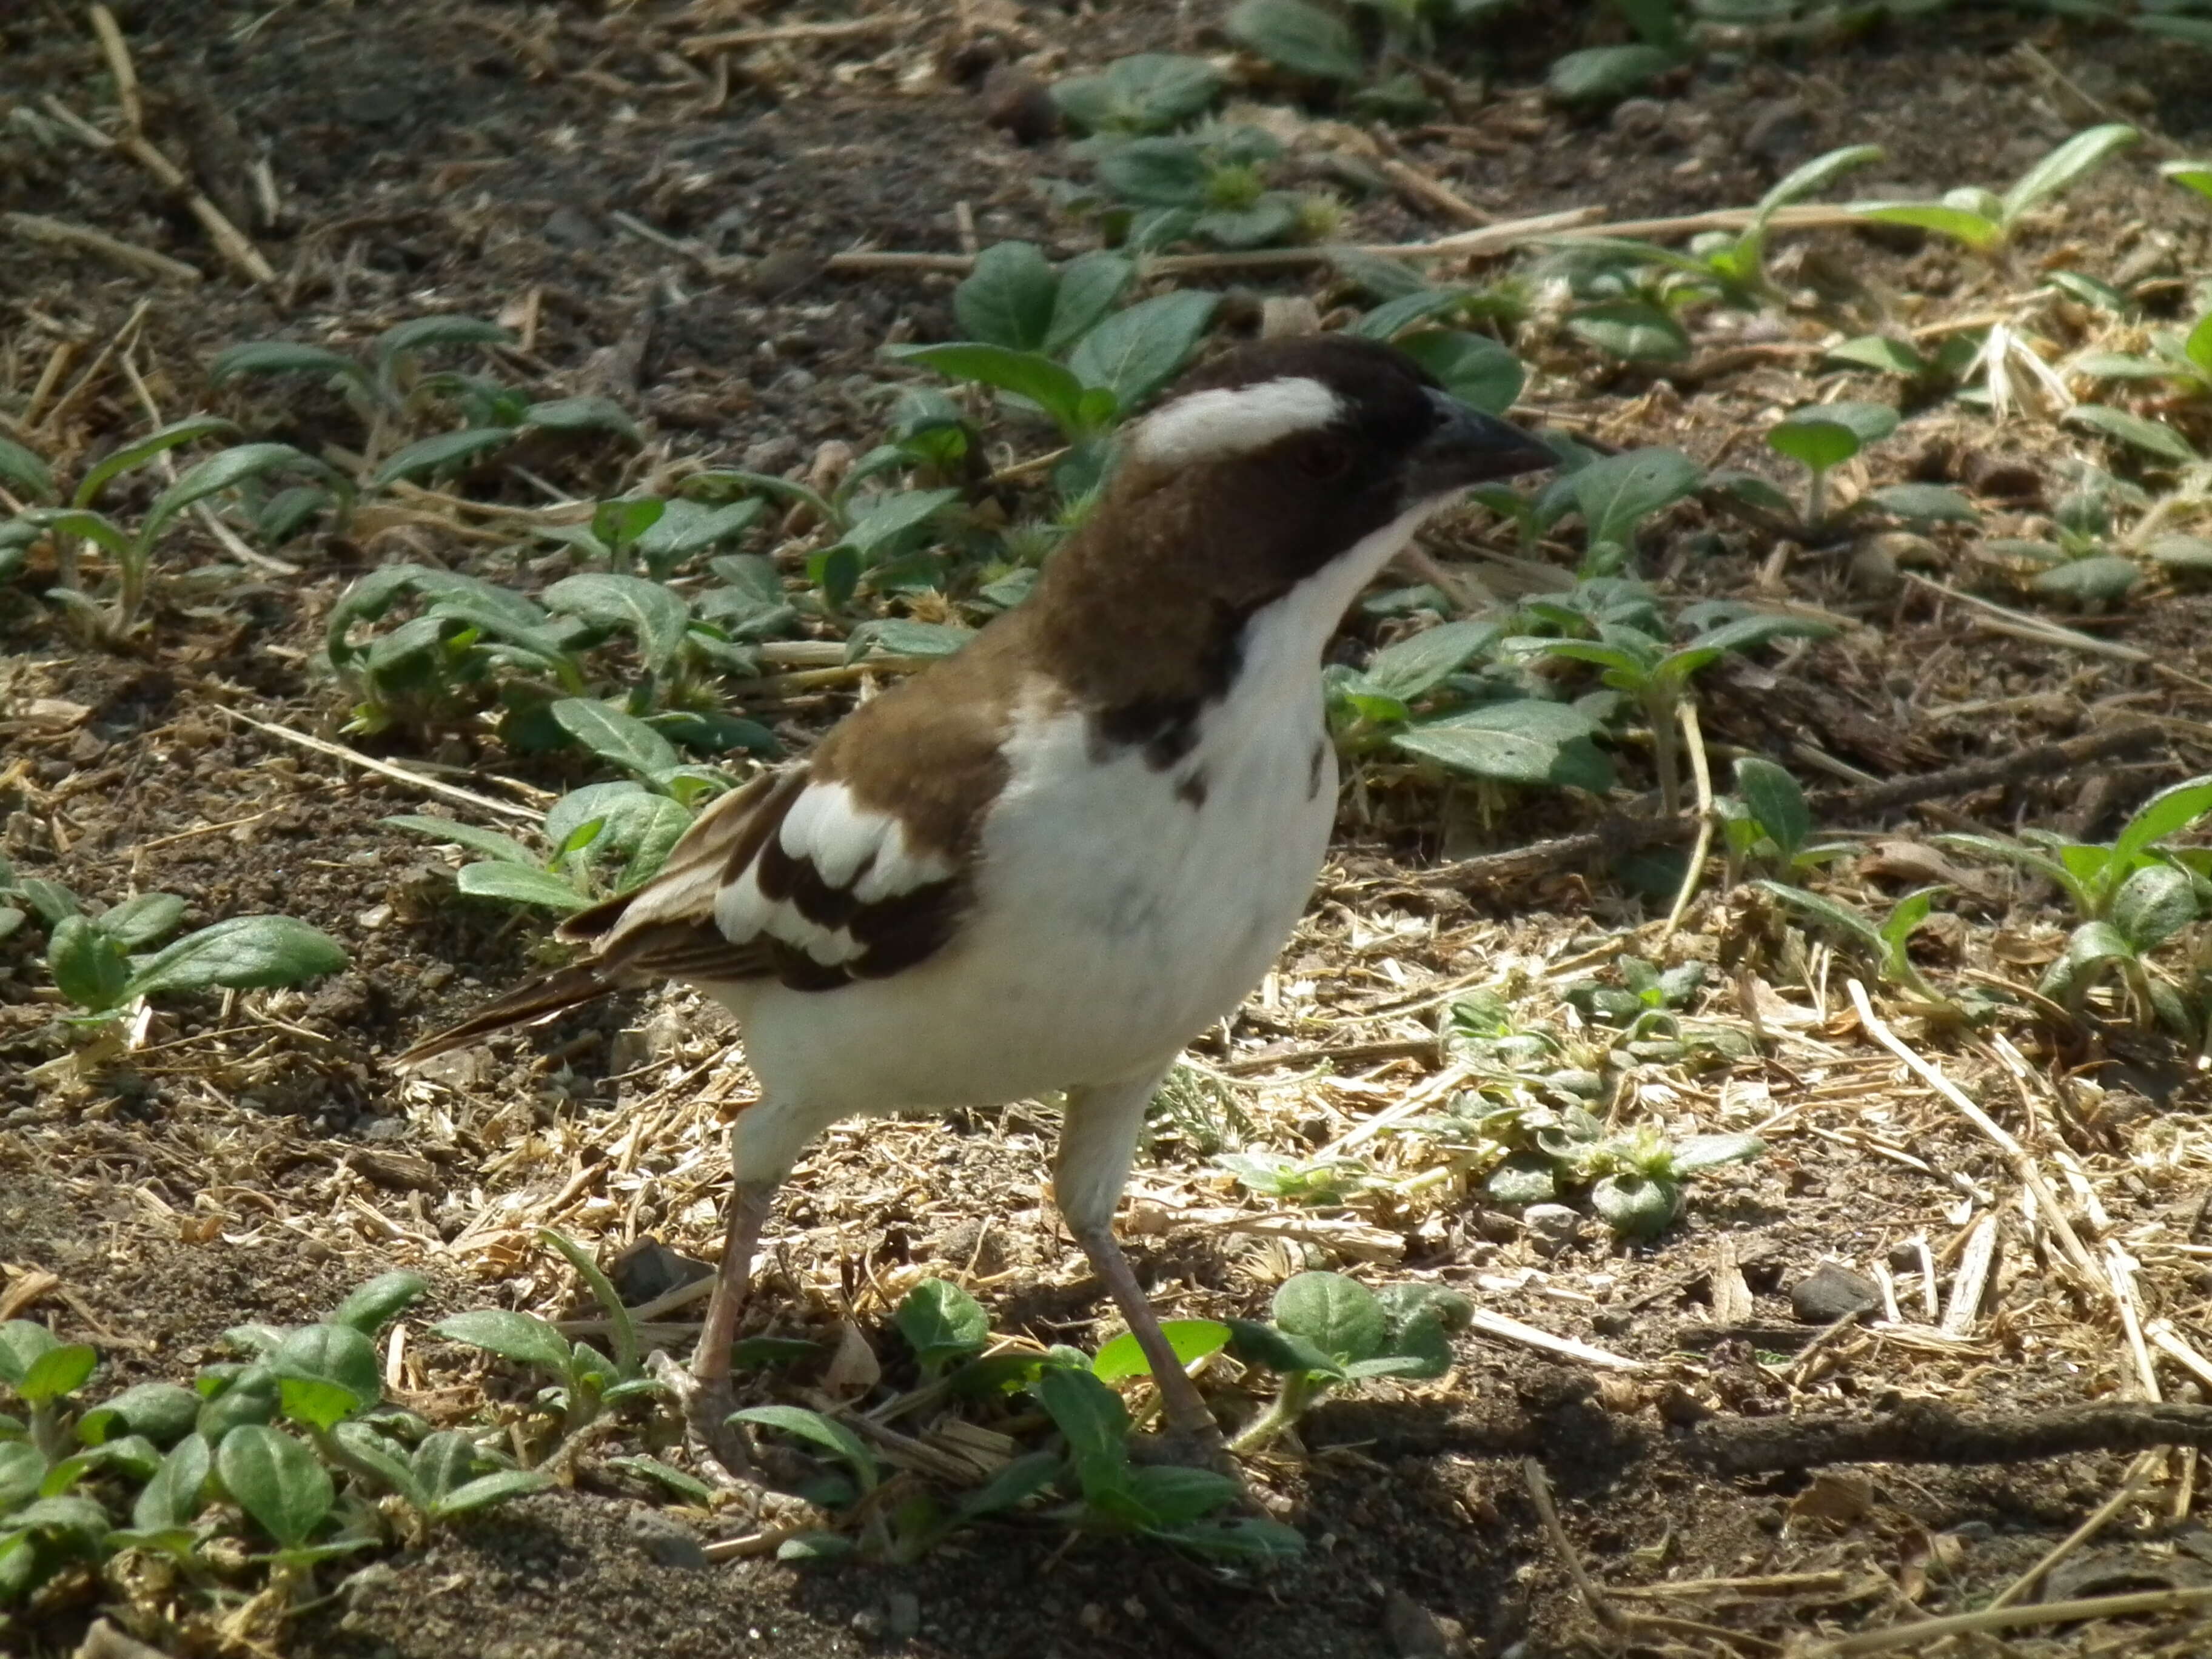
[{"x1": 1403, "y1": 387, "x2": 1556, "y2": 500}]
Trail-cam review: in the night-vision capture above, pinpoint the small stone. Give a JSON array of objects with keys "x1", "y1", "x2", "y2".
[
  {"x1": 1382, "y1": 1588, "x2": 1451, "y2": 1658},
  {"x1": 1592, "y1": 1309, "x2": 1632, "y2": 1338},
  {"x1": 1523, "y1": 1204, "x2": 1582, "y2": 1256},
  {"x1": 751, "y1": 245, "x2": 817, "y2": 295},
  {"x1": 740, "y1": 435, "x2": 801, "y2": 476},
  {"x1": 1847, "y1": 538, "x2": 1901, "y2": 598},
  {"x1": 1961, "y1": 451, "x2": 2043, "y2": 502},
  {"x1": 850, "y1": 1610, "x2": 885, "y2": 1639},
  {"x1": 1610, "y1": 97, "x2": 1668, "y2": 139},
  {"x1": 980, "y1": 65, "x2": 1059, "y2": 144},
  {"x1": 339, "y1": 85, "x2": 411, "y2": 127},
  {"x1": 1885, "y1": 1240, "x2": 1923, "y2": 1272},
  {"x1": 1743, "y1": 98, "x2": 1815, "y2": 168},
  {"x1": 626, "y1": 1507, "x2": 708, "y2": 1570},
  {"x1": 362, "y1": 1116, "x2": 411, "y2": 1143},
  {"x1": 543, "y1": 206, "x2": 604, "y2": 249},
  {"x1": 1790, "y1": 1261, "x2": 1879, "y2": 1324},
  {"x1": 609, "y1": 1238, "x2": 713, "y2": 1307},
  {"x1": 1261, "y1": 295, "x2": 1321, "y2": 339}
]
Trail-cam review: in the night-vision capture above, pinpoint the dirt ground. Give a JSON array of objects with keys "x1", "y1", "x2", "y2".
[{"x1": 11, "y1": 2, "x2": 2212, "y2": 1655}]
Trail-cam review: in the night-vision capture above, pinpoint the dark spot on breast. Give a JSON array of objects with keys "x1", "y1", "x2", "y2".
[
  {"x1": 1175, "y1": 768, "x2": 1209, "y2": 810},
  {"x1": 1307, "y1": 739, "x2": 1327, "y2": 800},
  {"x1": 1085, "y1": 602, "x2": 1249, "y2": 771}
]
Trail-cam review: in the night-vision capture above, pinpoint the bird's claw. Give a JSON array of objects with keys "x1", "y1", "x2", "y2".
[{"x1": 646, "y1": 1349, "x2": 755, "y2": 1490}]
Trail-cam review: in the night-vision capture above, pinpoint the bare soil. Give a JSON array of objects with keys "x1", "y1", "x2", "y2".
[{"x1": 10, "y1": 3, "x2": 2212, "y2": 1657}]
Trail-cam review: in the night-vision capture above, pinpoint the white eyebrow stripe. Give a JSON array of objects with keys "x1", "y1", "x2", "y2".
[{"x1": 1130, "y1": 376, "x2": 1344, "y2": 467}]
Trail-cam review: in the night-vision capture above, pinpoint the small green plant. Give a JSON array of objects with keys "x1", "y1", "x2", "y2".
[
  {"x1": 1720, "y1": 757, "x2": 1857, "y2": 879},
  {"x1": 1223, "y1": 1272, "x2": 1466, "y2": 1454},
  {"x1": 431, "y1": 1229, "x2": 663, "y2": 1440},
  {"x1": 1052, "y1": 53, "x2": 1224, "y2": 135},
  {"x1": 2072, "y1": 307, "x2": 2212, "y2": 403},
  {"x1": 6, "y1": 416, "x2": 350, "y2": 638},
  {"x1": 1350, "y1": 284, "x2": 1528, "y2": 414},
  {"x1": 0, "y1": 1273, "x2": 549, "y2": 1621},
  {"x1": 1551, "y1": 143, "x2": 1882, "y2": 323},
  {"x1": 1327, "y1": 617, "x2": 1617, "y2": 794},
  {"x1": 1757, "y1": 880, "x2": 1951, "y2": 1005},
  {"x1": 1076, "y1": 124, "x2": 1322, "y2": 252},
  {"x1": 1517, "y1": 609, "x2": 1835, "y2": 814},
  {"x1": 1851, "y1": 123, "x2": 2140, "y2": 256},
  {"x1": 1980, "y1": 475, "x2": 2143, "y2": 607},
  {"x1": 1934, "y1": 774, "x2": 2212, "y2": 1028},
  {"x1": 0, "y1": 865, "x2": 347, "y2": 1029},
  {"x1": 1765, "y1": 400, "x2": 1894, "y2": 528},
  {"x1": 210, "y1": 315, "x2": 638, "y2": 487},
  {"x1": 1411, "y1": 1087, "x2": 1764, "y2": 1238}
]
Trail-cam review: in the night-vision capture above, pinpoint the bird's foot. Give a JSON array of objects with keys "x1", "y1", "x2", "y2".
[{"x1": 646, "y1": 1349, "x2": 755, "y2": 1491}]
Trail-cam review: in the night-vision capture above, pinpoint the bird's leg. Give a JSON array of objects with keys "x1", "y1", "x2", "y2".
[
  {"x1": 1058, "y1": 1076, "x2": 1229, "y2": 1464},
  {"x1": 655, "y1": 1176, "x2": 777, "y2": 1484}
]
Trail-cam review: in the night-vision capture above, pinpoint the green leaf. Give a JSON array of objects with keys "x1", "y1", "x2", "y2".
[
  {"x1": 1031, "y1": 1366, "x2": 1130, "y2": 1473},
  {"x1": 1485, "y1": 1153, "x2": 1558, "y2": 1205},
  {"x1": 954, "y1": 1450, "x2": 1061, "y2": 1521},
  {"x1": 73, "y1": 415, "x2": 239, "y2": 509},
  {"x1": 521, "y1": 396, "x2": 640, "y2": 443},
  {"x1": 885, "y1": 342, "x2": 1088, "y2": 434},
  {"x1": 373, "y1": 316, "x2": 512, "y2": 380},
  {"x1": 383, "y1": 815, "x2": 538, "y2": 866},
  {"x1": 2065, "y1": 404, "x2": 2199, "y2": 464},
  {"x1": 1125, "y1": 1464, "x2": 1241, "y2": 1526},
  {"x1": 1589, "y1": 1172, "x2": 1680, "y2": 1238},
  {"x1": 141, "y1": 443, "x2": 346, "y2": 553},
  {"x1": 1362, "y1": 620, "x2": 1502, "y2": 705},
  {"x1": 1574, "y1": 447, "x2": 1702, "y2": 550},
  {"x1": 1094, "y1": 138, "x2": 1212, "y2": 208},
  {"x1": 78, "y1": 1382, "x2": 201, "y2": 1449},
  {"x1": 0, "y1": 436, "x2": 56, "y2": 504},
  {"x1": 535, "y1": 1228, "x2": 640, "y2": 1381},
  {"x1": 2031, "y1": 555, "x2": 2139, "y2": 605},
  {"x1": 2113, "y1": 863, "x2": 2196, "y2": 951},
  {"x1": 1671, "y1": 1133, "x2": 1766, "y2": 1174},
  {"x1": 123, "y1": 915, "x2": 347, "y2": 1002},
  {"x1": 1768, "y1": 401, "x2": 1897, "y2": 471},
  {"x1": 15, "y1": 1342, "x2": 93, "y2": 1407},
  {"x1": 1353, "y1": 289, "x2": 1484, "y2": 343},
  {"x1": 728, "y1": 1406, "x2": 877, "y2": 1490},
  {"x1": 838, "y1": 488, "x2": 961, "y2": 559},
  {"x1": 432, "y1": 1309, "x2": 574, "y2": 1375},
  {"x1": 1748, "y1": 144, "x2": 1884, "y2": 246},
  {"x1": 1734, "y1": 757, "x2": 1809, "y2": 856},
  {"x1": 549, "y1": 699, "x2": 682, "y2": 778},
  {"x1": 1851, "y1": 201, "x2": 2003, "y2": 250},
  {"x1": 1757, "y1": 880, "x2": 1889, "y2": 955},
  {"x1": 2064, "y1": 918, "x2": 2138, "y2": 975},
  {"x1": 1566, "y1": 300, "x2": 1689, "y2": 363},
  {"x1": 1090, "y1": 1319, "x2": 1230, "y2": 1384},
  {"x1": 47, "y1": 915, "x2": 131, "y2": 1013},
  {"x1": 1394, "y1": 330, "x2": 1526, "y2": 415},
  {"x1": 1225, "y1": 0, "x2": 1365, "y2": 80},
  {"x1": 1067, "y1": 289, "x2": 1219, "y2": 412},
  {"x1": 269, "y1": 1324, "x2": 380, "y2": 1430},
  {"x1": 454, "y1": 862, "x2": 589, "y2": 911},
  {"x1": 1053, "y1": 53, "x2": 1222, "y2": 135},
  {"x1": 2003, "y1": 124, "x2": 2138, "y2": 224},
  {"x1": 1858, "y1": 481, "x2": 1979, "y2": 523},
  {"x1": 635, "y1": 497, "x2": 765, "y2": 568},
  {"x1": 1272, "y1": 1272, "x2": 1386, "y2": 1364},
  {"x1": 5, "y1": 1495, "x2": 109, "y2": 1544},
  {"x1": 216, "y1": 1424, "x2": 330, "y2": 1549},
  {"x1": 1045, "y1": 253, "x2": 1136, "y2": 354},
  {"x1": 2116, "y1": 776, "x2": 2212, "y2": 864},
  {"x1": 1393, "y1": 700, "x2": 1615, "y2": 792},
  {"x1": 0, "y1": 1443, "x2": 44, "y2": 1513},
  {"x1": 1826, "y1": 335, "x2": 1928, "y2": 375},
  {"x1": 210, "y1": 340, "x2": 367, "y2": 389},
  {"x1": 94, "y1": 893, "x2": 186, "y2": 951},
  {"x1": 896, "y1": 1279, "x2": 990, "y2": 1371},
  {"x1": 956, "y1": 242, "x2": 1060, "y2": 350},
  {"x1": 433, "y1": 1469, "x2": 554, "y2": 1518},
  {"x1": 2161, "y1": 158, "x2": 2212, "y2": 203},
  {"x1": 541, "y1": 572, "x2": 693, "y2": 677},
  {"x1": 848, "y1": 618, "x2": 973, "y2": 660},
  {"x1": 1547, "y1": 44, "x2": 1675, "y2": 104},
  {"x1": 367, "y1": 427, "x2": 513, "y2": 489}
]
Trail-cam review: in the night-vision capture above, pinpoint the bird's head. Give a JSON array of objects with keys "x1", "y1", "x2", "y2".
[{"x1": 1105, "y1": 332, "x2": 1555, "y2": 603}]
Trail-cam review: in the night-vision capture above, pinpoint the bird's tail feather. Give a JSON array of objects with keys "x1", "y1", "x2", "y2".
[{"x1": 395, "y1": 962, "x2": 618, "y2": 1065}]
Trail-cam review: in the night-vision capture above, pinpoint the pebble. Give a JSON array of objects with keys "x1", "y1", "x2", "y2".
[
  {"x1": 885, "y1": 1591, "x2": 920, "y2": 1640},
  {"x1": 980, "y1": 65, "x2": 1059, "y2": 144},
  {"x1": 626, "y1": 1507, "x2": 709, "y2": 1570},
  {"x1": 1743, "y1": 97, "x2": 1815, "y2": 167},
  {"x1": 1382, "y1": 1589, "x2": 1453, "y2": 1658},
  {"x1": 609, "y1": 1237, "x2": 713, "y2": 1305},
  {"x1": 1789, "y1": 1261, "x2": 1879, "y2": 1324},
  {"x1": 1522, "y1": 1203, "x2": 1583, "y2": 1255}
]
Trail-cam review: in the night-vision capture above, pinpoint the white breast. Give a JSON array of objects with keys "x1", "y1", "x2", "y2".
[{"x1": 727, "y1": 501, "x2": 1444, "y2": 1116}]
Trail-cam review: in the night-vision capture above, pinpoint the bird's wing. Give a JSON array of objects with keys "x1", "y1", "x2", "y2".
[{"x1": 396, "y1": 755, "x2": 977, "y2": 1062}]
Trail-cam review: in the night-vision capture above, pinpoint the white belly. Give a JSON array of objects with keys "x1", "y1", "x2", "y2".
[{"x1": 730, "y1": 691, "x2": 1334, "y2": 1112}]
